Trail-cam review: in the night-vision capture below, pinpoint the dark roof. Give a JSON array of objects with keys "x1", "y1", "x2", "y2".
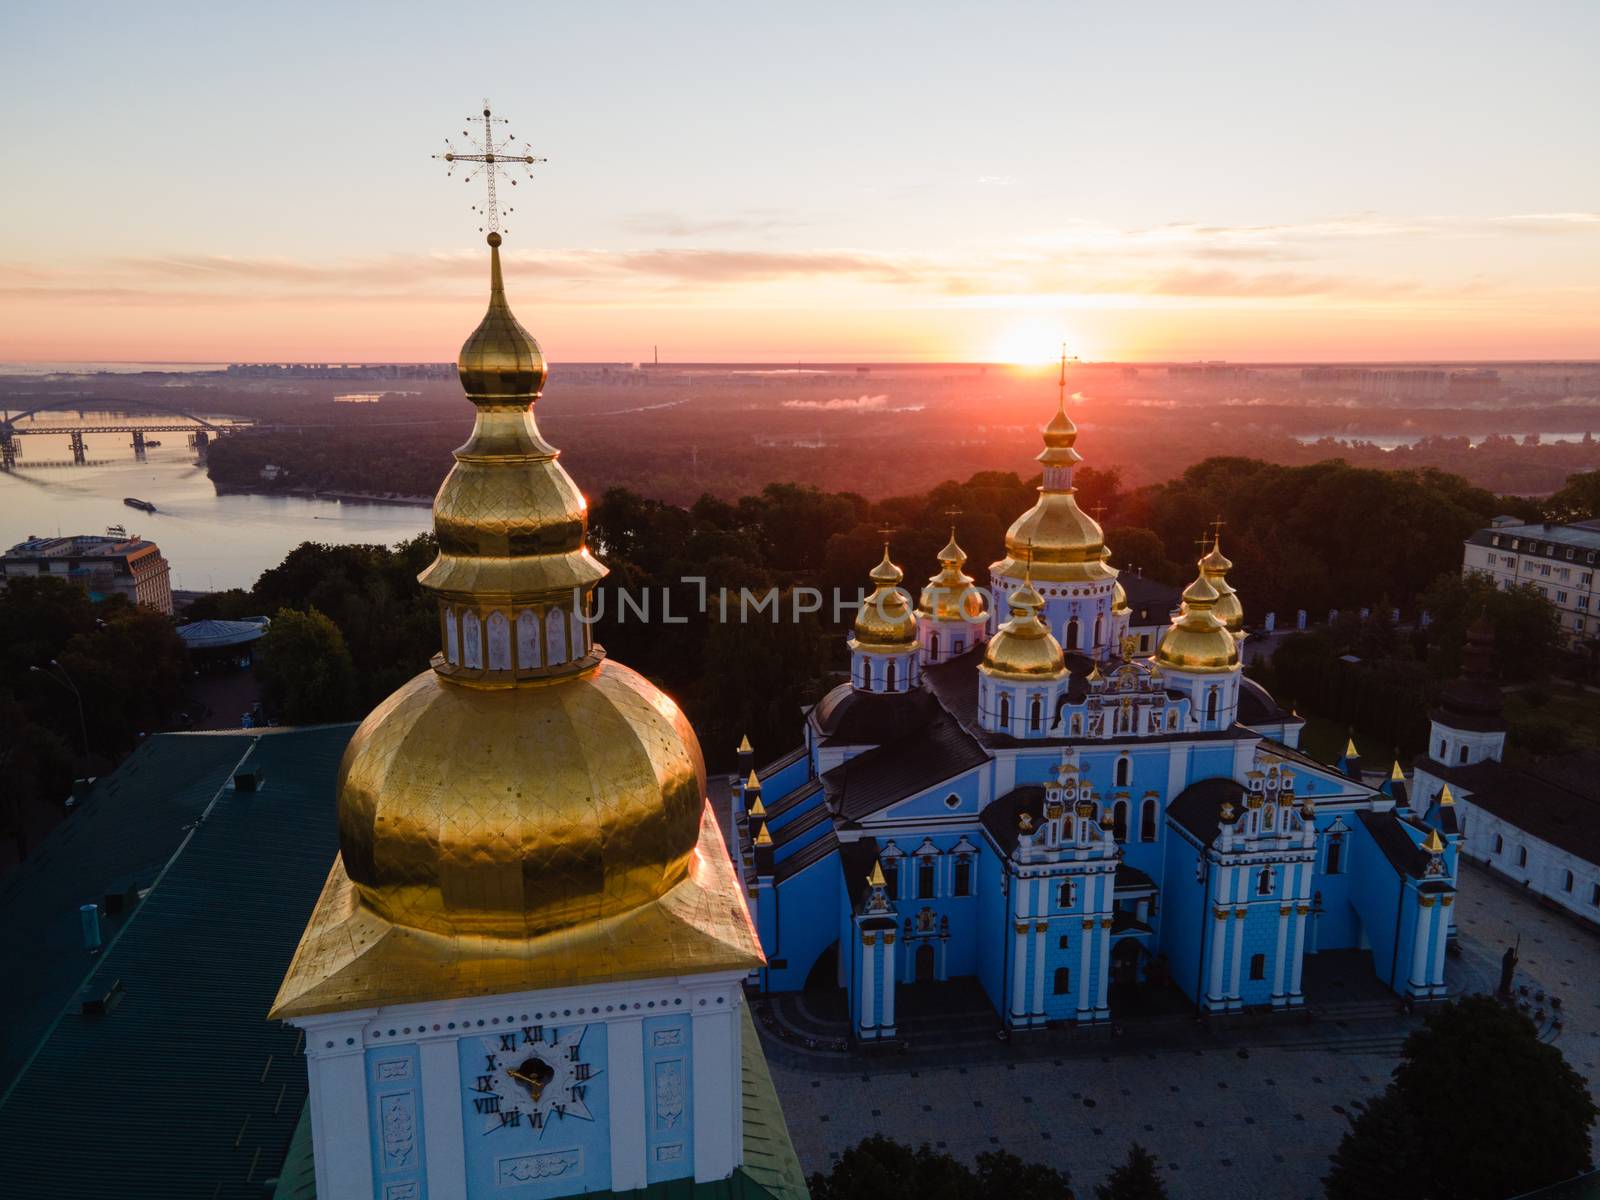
[
  {"x1": 1357, "y1": 810, "x2": 1436, "y2": 879},
  {"x1": 1238, "y1": 675, "x2": 1295, "y2": 727},
  {"x1": 979, "y1": 785, "x2": 1046, "y2": 856},
  {"x1": 1426, "y1": 751, "x2": 1600, "y2": 866},
  {"x1": 838, "y1": 836, "x2": 882, "y2": 908},
  {"x1": 821, "y1": 708, "x2": 989, "y2": 823},
  {"x1": 921, "y1": 643, "x2": 985, "y2": 728},
  {"x1": 176, "y1": 617, "x2": 269, "y2": 650},
  {"x1": 1119, "y1": 575, "x2": 1181, "y2": 624},
  {"x1": 0, "y1": 724, "x2": 354, "y2": 1199},
  {"x1": 772, "y1": 829, "x2": 839, "y2": 886},
  {"x1": 770, "y1": 799, "x2": 830, "y2": 850},
  {"x1": 765, "y1": 777, "x2": 822, "y2": 822},
  {"x1": 1167, "y1": 777, "x2": 1247, "y2": 845},
  {"x1": 813, "y1": 681, "x2": 944, "y2": 745},
  {"x1": 756, "y1": 744, "x2": 806, "y2": 782},
  {"x1": 0, "y1": 731, "x2": 258, "y2": 1093},
  {"x1": 1115, "y1": 863, "x2": 1157, "y2": 893}
]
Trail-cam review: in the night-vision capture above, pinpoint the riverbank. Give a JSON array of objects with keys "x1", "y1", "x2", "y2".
[{"x1": 211, "y1": 482, "x2": 433, "y2": 507}]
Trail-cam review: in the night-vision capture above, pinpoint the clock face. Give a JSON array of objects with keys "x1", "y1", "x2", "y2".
[{"x1": 467, "y1": 1024, "x2": 599, "y2": 1138}]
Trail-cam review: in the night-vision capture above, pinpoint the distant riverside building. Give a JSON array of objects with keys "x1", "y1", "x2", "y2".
[
  {"x1": 736, "y1": 376, "x2": 1458, "y2": 1043},
  {"x1": 1412, "y1": 617, "x2": 1600, "y2": 928},
  {"x1": 1, "y1": 534, "x2": 172, "y2": 614},
  {"x1": 225, "y1": 361, "x2": 456, "y2": 380},
  {"x1": 1297, "y1": 366, "x2": 1499, "y2": 400},
  {"x1": 1462, "y1": 516, "x2": 1600, "y2": 648}
]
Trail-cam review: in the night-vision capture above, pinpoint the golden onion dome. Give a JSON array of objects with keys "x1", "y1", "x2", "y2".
[
  {"x1": 1155, "y1": 569, "x2": 1240, "y2": 674},
  {"x1": 917, "y1": 527, "x2": 988, "y2": 623},
  {"x1": 1112, "y1": 580, "x2": 1130, "y2": 613},
  {"x1": 982, "y1": 579, "x2": 1067, "y2": 679},
  {"x1": 457, "y1": 231, "x2": 548, "y2": 397},
  {"x1": 1198, "y1": 535, "x2": 1244, "y2": 633},
  {"x1": 337, "y1": 658, "x2": 704, "y2": 937},
  {"x1": 853, "y1": 546, "x2": 917, "y2": 649}
]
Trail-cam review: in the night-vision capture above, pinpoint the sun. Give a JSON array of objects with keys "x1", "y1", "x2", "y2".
[{"x1": 988, "y1": 323, "x2": 1070, "y2": 366}]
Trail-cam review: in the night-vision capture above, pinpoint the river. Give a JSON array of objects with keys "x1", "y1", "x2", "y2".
[{"x1": 0, "y1": 432, "x2": 431, "y2": 592}]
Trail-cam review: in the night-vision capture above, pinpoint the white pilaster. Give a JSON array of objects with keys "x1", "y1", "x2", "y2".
[
  {"x1": 1227, "y1": 901, "x2": 1247, "y2": 1008},
  {"x1": 1030, "y1": 921, "x2": 1048, "y2": 1017},
  {"x1": 690, "y1": 1000, "x2": 739, "y2": 1182},
  {"x1": 419, "y1": 1033, "x2": 467, "y2": 1200},
  {"x1": 607, "y1": 1017, "x2": 647, "y2": 1192},
  {"x1": 860, "y1": 934, "x2": 877, "y2": 1033},
  {"x1": 1289, "y1": 904, "x2": 1308, "y2": 998},
  {"x1": 1206, "y1": 907, "x2": 1228, "y2": 1008},
  {"x1": 301, "y1": 1014, "x2": 375, "y2": 1200},
  {"x1": 1409, "y1": 899, "x2": 1433, "y2": 992},
  {"x1": 1270, "y1": 906, "x2": 1290, "y2": 1005},
  {"x1": 881, "y1": 938, "x2": 897, "y2": 1030},
  {"x1": 1431, "y1": 900, "x2": 1451, "y2": 991},
  {"x1": 1094, "y1": 914, "x2": 1112, "y2": 1016}
]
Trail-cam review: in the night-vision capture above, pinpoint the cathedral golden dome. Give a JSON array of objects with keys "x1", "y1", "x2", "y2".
[
  {"x1": 853, "y1": 545, "x2": 918, "y2": 649},
  {"x1": 1198, "y1": 534, "x2": 1244, "y2": 633},
  {"x1": 1155, "y1": 570, "x2": 1240, "y2": 674},
  {"x1": 990, "y1": 369, "x2": 1114, "y2": 584},
  {"x1": 1112, "y1": 580, "x2": 1130, "y2": 613},
  {"x1": 918, "y1": 528, "x2": 988, "y2": 623},
  {"x1": 271, "y1": 233, "x2": 760, "y2": 1018},
  {"x1": 982, "y1": 580, "x2": 1067, "y2": 679}
]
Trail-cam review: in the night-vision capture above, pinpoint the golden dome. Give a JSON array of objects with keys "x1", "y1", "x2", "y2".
[
  {"x1": 270, "y1": 231, "x2": 762, "y2": 1018},
  {"x1": 1198, "y1": 535, "x2": 1244, "y2": 633},
  {"x1": 457, "y1": 232, "x2": 548, "y2": 397},
  {"x1": 337, "y1": 659, "x2": 704, "y2": 937},
  {"x1": 1155, "y1": 569, "x2": 1240, "y2": 674},
  {"x1": 853, "y1": 546, "x2": 917, "y2": 649},
  {"x1": 982, "y1": 580, "x2": 1066, "y2": 679},
  {"x1": 918, "y1": 528, "x2": 988, "y2": 623},
  {"x1": 1112, "y1": 580, "x2": 1130, "y2": 613},
  {"x1": 990, "y1": 377, "x2": 1114, "y2": 584}
]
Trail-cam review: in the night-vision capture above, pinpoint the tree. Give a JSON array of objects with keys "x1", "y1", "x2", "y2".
[
  {"x1": 256, "y1": 607, "x2": 360, "y2": 724},
  {"x1": 1419, "y1": 571, "x2": 1563, "y2": 683},
  {"x1": 1325, "y1": 997, "x2": 1597, "y2": 1200},
  {"x1": 1095, "y1": 1143, "x2": 1168, "y2": 1200},
  {"x1": 1544, "y1": 468, "x2": 1600, "y2": 522},
  {"x1": 809, "y1": 1136, "x2": 1073, "y2": 1200}
]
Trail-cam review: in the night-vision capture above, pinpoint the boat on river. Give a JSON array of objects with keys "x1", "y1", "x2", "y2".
[{"x1": 123, "y1": 497, "x2": 157, "y2": 513}]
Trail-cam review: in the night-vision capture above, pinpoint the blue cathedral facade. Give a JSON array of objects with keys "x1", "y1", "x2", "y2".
[{"x1": 734, "y1": 385, "x2": 1461, "y2": 1042}]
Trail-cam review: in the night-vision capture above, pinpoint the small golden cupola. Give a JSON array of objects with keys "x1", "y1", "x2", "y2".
[
  {"x1": 271, "y1": 233, "x2": 761, "y2": 1019},
  {"x1": 1198, "y1": 532, "x2": 1244, "y2": 638},
  {"x1": 853, "y1": 545, "x2": 918, "y2": 649},
  {"x1": 982, "y1": 576, "x2": 1067, "y2": 680},
  {"x1": 1155, "y1": 571, "x2": 1240, "y2": 675},
  {"x1": 918, "y1": 528, "x2": 985, "y2": 622}
]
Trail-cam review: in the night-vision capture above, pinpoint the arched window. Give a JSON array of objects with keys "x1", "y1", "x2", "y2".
[
  {"x1": 1140, "y1": 797, "x2": 1157, "y2": 842},
  {"x1": 930, "y1": 631, "x2": 940, "y2": 659},
  {"x1": 1206, "y1": 688, "x2": 1219, "y2": 722},
  {"x1": 1257, "y1": 867, "x2": 1274, "y2": 895},
  {"x1": 1057, "y1": 881, "x2": 1075, "y2": 908},
  {"x1": 445, "y1": 608, "x2": 461, "y2": 664},
  {"x1": 886, "y1": 660, "x2": 898, "y2": 691},
  {"x1": 953, "y1": 856, "x2": 972, "y2": 896},
  {"x1": 1439, "y1": 738, "x2": 1448, "y2": 759},
  {"x1": 998, "y1": 693, "x2": 1011, "y2": 728},
  {"x1": 1115, "y1": 756, "x2": 1130, "y2": 787},
  {"x1": 1249, "y1": 953, "x2": 1266, "y2": 981},
  {"x1": 1326, "y1": 834, "x2": 1344, "y2": 875},
  {"x1": 1564, "y1": 870, "x2": 1575, "y2": 893},
  {"x1": 881, "y1": 858, "x2": 899, "y2": 897},
  {"x1": 487, "y1": 610, "x2": 511, "y2": 669},
  {"x1": 545, "y1": 607, "x2": 567, "y2": 665},
  {"x1": 1029, "y1": 697, "x2": 1042, "y2": 732},
  {"x1": 1492, "y1": 833, "x2": 1503, "y2": 855},
  {"x1": 1517, "y1": 845, "x2": 1528, "y2": 867},
  {"x1": 1093, "y1": 613, "x2": 1104, "y2": 648},
  {"x1": 1112, "y1": 800, "x2": 1128, "y2": 841},
  {"x1": 462, "y1": 610, "x2": 483, "y2": 669},
  {"x1": 1066, "y1": 618, "x2": 1080, "y2": 650},
  {"x1": 516, "y1": 609, "x2": 542, "y2": 668},
  {"x1": 1459, "y1": 745, "x2": 1469, "y2": 764},
  {"x1": 917, "y1": 855, "x2": 936, "y2": 898},
  {"x1": 1053, "y1": 967, "x2": 1071, "y2": 994}
]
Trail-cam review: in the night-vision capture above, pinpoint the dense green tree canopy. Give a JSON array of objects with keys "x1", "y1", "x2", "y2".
[
  {"x1": 1095, "y1": 1144, "x2": 1169, "y2": 1200},
  {"x1": 255, "y1": 607, "x2": 360, "y2": 725},
  {"x1": 1325, "y1": 997, "x2": 1597, "y2": 1200},
  {"x1": 809, "y1": 1136, "x2": 1074, "y2": 1200}
]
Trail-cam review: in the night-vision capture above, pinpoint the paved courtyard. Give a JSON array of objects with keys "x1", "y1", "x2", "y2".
[{"x1": 760, "y1": 860, "x2": 1600, "y2": 1200}]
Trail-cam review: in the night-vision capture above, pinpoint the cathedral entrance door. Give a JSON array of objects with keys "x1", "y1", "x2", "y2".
[{"x1": 915, "y1": 942, "x2": 936, "y2": 983}]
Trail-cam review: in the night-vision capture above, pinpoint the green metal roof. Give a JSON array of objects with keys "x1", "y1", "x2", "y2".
[
  {"x1": 0, "y1": 725, "x2": 354, "y2": 1199},
  {"x1": 0, "y1": 731, "x2": 259, "y2": 1092}
]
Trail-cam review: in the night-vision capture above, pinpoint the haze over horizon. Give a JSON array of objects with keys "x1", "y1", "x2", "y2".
[{"x1": 3, "y1": 1, "x2": 1598, "y2": 365}]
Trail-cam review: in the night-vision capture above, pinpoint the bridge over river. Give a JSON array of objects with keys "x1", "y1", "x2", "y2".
[{"x1": 0, "y1": 398, "x2": 257, "y2": 469}]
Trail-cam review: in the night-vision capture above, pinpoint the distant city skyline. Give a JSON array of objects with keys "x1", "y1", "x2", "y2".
[{"x1": 2, "y1": 1, "x2": 1598, "y2": 363}]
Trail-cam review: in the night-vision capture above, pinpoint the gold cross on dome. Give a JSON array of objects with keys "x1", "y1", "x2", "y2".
[
  {"x1": 433, "y1": 99, "x2": 546, "y2": 235},
  {"x1": 1210, "y1": 515, "x2": 1227, "y2": 542}
]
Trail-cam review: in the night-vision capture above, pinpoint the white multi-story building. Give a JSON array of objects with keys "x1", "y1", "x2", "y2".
[
  {"x1": 0, "y1": 533, "x2": 173, "y2": 614},
  {"x1": 1462, "y1": 517, "x2": 1600, "y2": 648}
]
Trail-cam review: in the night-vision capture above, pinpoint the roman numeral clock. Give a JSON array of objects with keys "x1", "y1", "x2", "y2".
[{"x1": 468, "y1": 1024, "x2": 601, "y2": 1145}]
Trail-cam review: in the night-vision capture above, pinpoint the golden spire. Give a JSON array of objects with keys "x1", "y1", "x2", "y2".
[
  {"x1": 1439, "y1": 783, "x2": 1455, "y2": 806},
  {"x1": 745, "y1": 768, "x2": 761, "y2": 790},
  {"x1": 1345, "y1": 737, "x2": 1360, "y2": 759},
  {"x1": 919, "y1": 518, "x2": 986, "y2": 623},
  {"x1": 754, "y1": 822, "x2": 773, "y2": 847},
  {"x1": 749, "y1": 795, "x2": 767, "y2": 820},
  {"x1": 853, "y1": 538, "x2": 917, "y2": 650},
  {"x1": 1390, "y1": 760, "x2": 1405, "y2": 782},
  {"x1": 1422, "y1": 828, "x2": 1445, "y2": 853},
  {"x1": 868, "y1": 860, "x2": 886, "y2": 888},
  {"x1": 1198, "y1": 525, "x2": 1243, "y2": 634},
  {"x1": 737, "y1": 733, "x2": 753, "y2": 754}
]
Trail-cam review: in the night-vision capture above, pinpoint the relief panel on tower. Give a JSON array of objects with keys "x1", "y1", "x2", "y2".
[
  {"x1": 642, "y1": 1015, "x2": 693, "y2": 1183},
  {"x1": 459, "y1": 1021, "x2": 610, "y2": 1200},
  {"x1": 366, "y1": 1043, "x2": 428, "y2": 1200}
]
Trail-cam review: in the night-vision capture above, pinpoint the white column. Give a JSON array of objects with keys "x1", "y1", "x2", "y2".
[
  {"x1": 1270, "y1": 906, "x2": 1290, "y2": 1004},
  {"x1": 607, "y1": 1018, "x2": 646, "y2": 1192},
  {"x1": 860, "y1": 933, "x2": 877, "y2": 1034},
  {"x1": 690, "y1": 998, "x2": 739, "y2": 1182},
  {"x1": 1431, "y1": 899, "x2": 1452, "y2": 991},
  {"x1": 1227, "y1": 902, "x2": 1247, "y2": 1008},
  {"x1": 1094, "y1": 914, "x2": 1112, "y2": 1016},
  {"x1": 1076, "y1": 876, "x2": 1095, "y2": 1019},
  {"x1": 1289, "y1": 904, "x2": 1309, "y2": 998},
  {"x1": 1206, "y1": 911, "x2": 1229, "y2": 1008},
  {"x1": 1030, "y1": 921, "x2": 1048, "y2": 1017},
  {"x1": 881, "y1": 937, "x2": 897, "y2": 1030},
  {"x1": 300, "y1": 1016, "x2": 375, "y2": 1200},
  {"x1": 1409, "y1": 899, "x2": 1433, "y2": 992},
  {"x1": 1011, "y1": 920, "x2": 1030, "y2": 1022},
  {"x1": 419, "y1": 1033, "x2": 467, "y2": 1200}
]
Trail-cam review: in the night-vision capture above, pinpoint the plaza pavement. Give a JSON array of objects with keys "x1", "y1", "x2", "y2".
[{"x1": 758, "y1": 860, "x2": 1600, "y2": 1200}]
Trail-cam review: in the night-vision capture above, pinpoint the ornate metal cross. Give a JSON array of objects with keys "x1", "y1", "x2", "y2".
[{"x1": 433, "y1": 99, "x2": 545, "y2": 234}]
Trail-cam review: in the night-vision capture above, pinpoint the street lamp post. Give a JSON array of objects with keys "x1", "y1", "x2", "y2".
[{"x1": 30, "y1": 659, "x2": 88, "y2": 760}]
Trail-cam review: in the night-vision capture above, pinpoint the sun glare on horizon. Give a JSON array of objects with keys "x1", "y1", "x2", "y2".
[{"x1": 988, "y1": 323, "x2": 1079, "y2": 366}]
